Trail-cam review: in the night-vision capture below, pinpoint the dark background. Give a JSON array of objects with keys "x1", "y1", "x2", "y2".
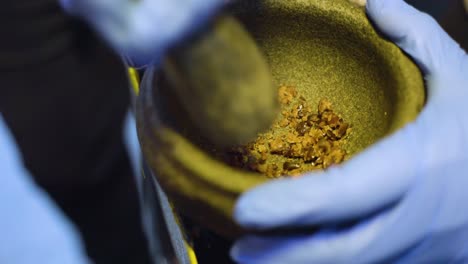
[{"x1": 409, "y1": 0, "x2": 467, "y2": 51}]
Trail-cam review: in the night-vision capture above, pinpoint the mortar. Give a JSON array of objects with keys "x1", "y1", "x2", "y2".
[{"x1": 136, "y1": 0, "x2": 425, "y2": 238}]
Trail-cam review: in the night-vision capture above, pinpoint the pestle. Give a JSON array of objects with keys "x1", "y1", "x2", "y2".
[{"x1": 163, "y1": 15, "x2": 278, "y2": 147}]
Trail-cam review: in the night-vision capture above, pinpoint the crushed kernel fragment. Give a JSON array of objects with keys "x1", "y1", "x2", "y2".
[
  {"x1": 283, "y1": 161, "x2": 301, "y2": 171},
  {"x1": 318, "y1": 98, "x2": 333, "y2": 114},
  {"x1": 216, "y1": 86, "x2": 350, "y2": 178}
]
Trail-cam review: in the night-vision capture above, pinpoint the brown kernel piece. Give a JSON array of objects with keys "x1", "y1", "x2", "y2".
[
  {"x1": 286, "y1": 144, "x2": 303, "y2": 158},
  {"x1": 314, "y1": 156, "x2": 323, "y2": 166},
  {"x1": 296, "y1": 104, "x2": 305, "y2": 118},
  {"x1": 309, "y1": 128, "x2": 324, "y2": 139},
  {"x1": 318, "y1": 98, "x2": 332, "y2": 114},
  {"x1": 278, "y1": 85, "x2": 297, "y2": 105},
  {"x1": 317, "y1": 139, "x2": 332, "y2": 154},
  {"x1": 322, "y1": 111, "x2": 341, "y2": 128},
  {"x1": 307, "y1": 114, "x2": 320, "y2": 124},
  {"x1": 266, "y1": 164, "x2": 281, "y2": 178},
  {"x1": 301, "y1": 135, "x2": 315, "y2": 148},
  {"x1": 335, "y1": 123, "x2": 349, "y2": 138},
  {"x1": 257, "y1": 163, "x2": 268, "y2": 173},
  {"x1": 283, "y1": 161, "x2": 301, "y2": 171},
  {"x1": 323, "y1": 149, "x2": 346, "y2": 168},
  {"x1": 279, "y1": 118, "x2": 290, "y2": 127},
  {"x1": 304, "y1": 149, "x2": 318, "y2": 163},
  {"x1": 257, "y1": 144, "x2": 267, "y2": 153},
  {"x1": 270, "y1": 138, "x2": 288, "y2": 154},
  {"x1": 285, "y1": 132, "x2": 298, "y2": 143},
  {"x1": 326, "y1": 130, "x2": 338, "y2": 141},
  {"x1": 296, "y1": 121, "x2": 311, "y2": 136},
  {"x1": 289, "y1": 169, "x2": 303, "y2": 177}
]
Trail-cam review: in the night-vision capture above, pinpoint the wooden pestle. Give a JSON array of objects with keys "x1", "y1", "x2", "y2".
[{"x1": 163, "y1": 15, "x2": 278, "y2": 147}]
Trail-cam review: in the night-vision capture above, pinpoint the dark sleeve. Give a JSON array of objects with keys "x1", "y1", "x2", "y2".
[{"x1": 0, "y1": 1, "x2": 151, "y2": 263}]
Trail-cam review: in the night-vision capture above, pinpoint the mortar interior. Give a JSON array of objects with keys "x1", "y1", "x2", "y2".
[{"x1": 140, "y1": 0, "x2": 425, "y2": 238}]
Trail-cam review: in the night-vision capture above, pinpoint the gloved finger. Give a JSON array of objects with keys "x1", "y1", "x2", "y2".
[
  {"x1": 234, "y1": 123, "x2": 421, "y2": 229},
  {"x1": 62, "y1": 0, "x2": 226, "y2": 66},
  {"x1": 231, "y1": 211, "x2": 391, "y2": 264},
  {"x1": 366, "y1": 0, "x2": 467, "y2": 78},
  {"x1": 232, "y1": 156, "x2": 450, "y2": 264},
  {"x1": 231, "y1": 211, "x2": 411, "y2": 264}
]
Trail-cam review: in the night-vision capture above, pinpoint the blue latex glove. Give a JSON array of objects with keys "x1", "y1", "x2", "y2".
[
  {"x1": 231, "y1": 0, "x2": 468, "y2": 263},
  {"x1": 60, "y1": 0, "x2": 225, "y2": 66},
  {"x1": 0, "y1": 115, "x2": 91, "y2": 264}
]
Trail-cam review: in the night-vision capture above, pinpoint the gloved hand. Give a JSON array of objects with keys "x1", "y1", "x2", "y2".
[
  {"x1": 231, "y1": 0, "x2": 468, "y2": 263},
  {"x1": 60, "y1": 0, "x2": 225, "y2": 66},
  {"x1": 0, "y1": 116, "x2": 90, "y2": 264}
]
